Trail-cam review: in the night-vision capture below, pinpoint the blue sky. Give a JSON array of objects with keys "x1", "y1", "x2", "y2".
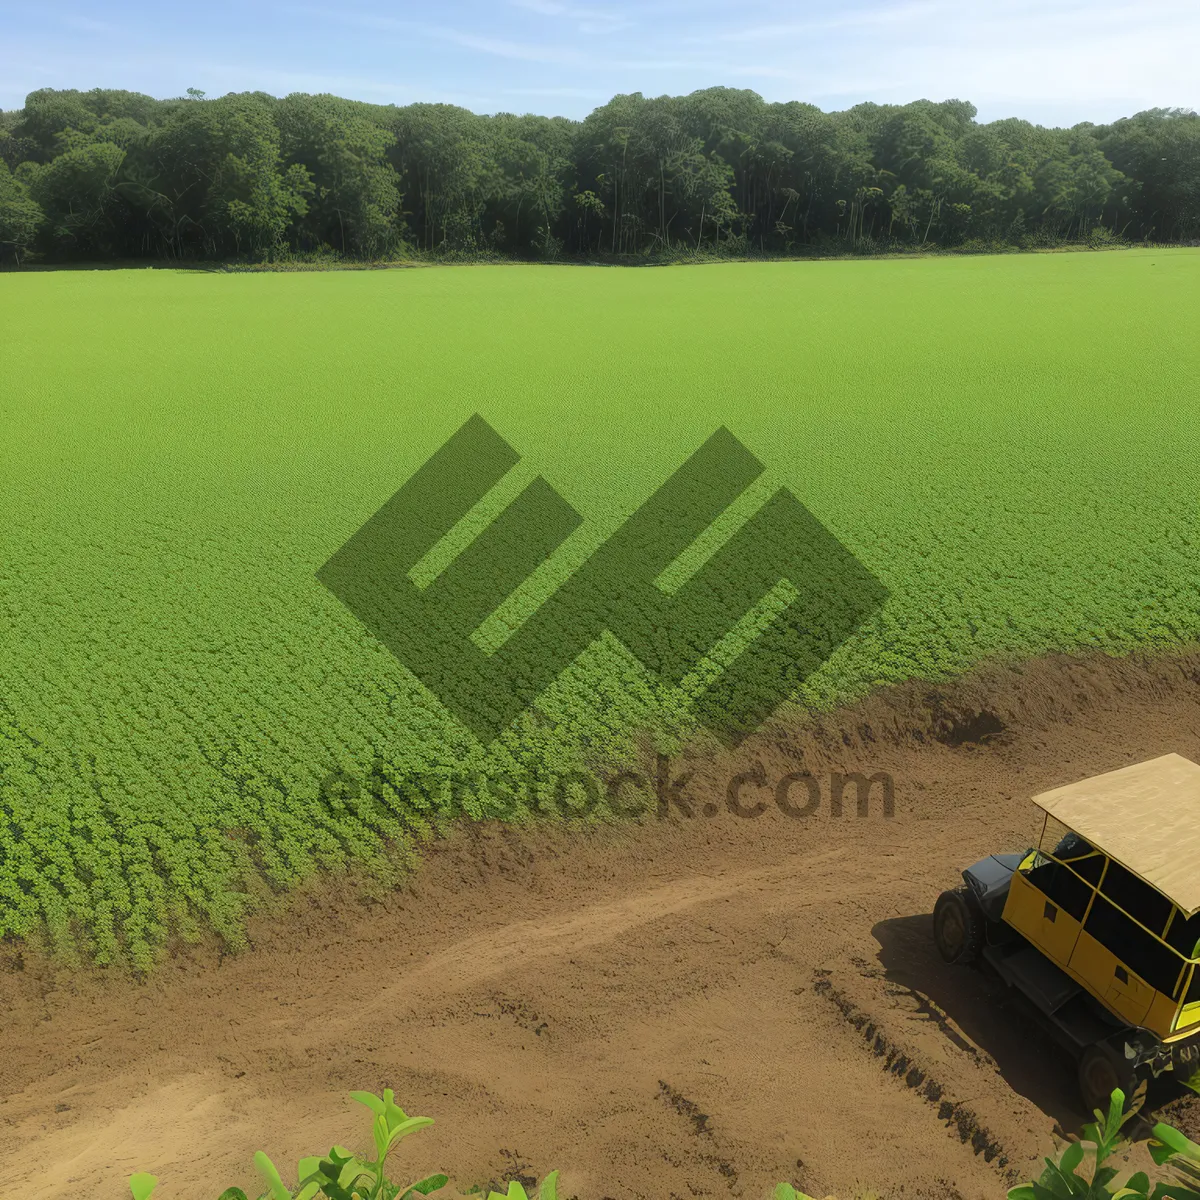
[{"x1": 2, "y1": 0, "x2": 1197, "y2": 126}]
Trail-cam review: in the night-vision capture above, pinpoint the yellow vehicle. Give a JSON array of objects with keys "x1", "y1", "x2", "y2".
[{"x1": 934, "y1": 753, "x2": 1200, "y2": 1112}]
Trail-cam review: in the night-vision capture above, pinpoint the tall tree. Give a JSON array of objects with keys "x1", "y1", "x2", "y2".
[
  {"x1": 0, "y1": 160, "x2": 44, "y2": 264},
  {"x1": 277, "y1": 93, "x2": 397, "y2": 257}
]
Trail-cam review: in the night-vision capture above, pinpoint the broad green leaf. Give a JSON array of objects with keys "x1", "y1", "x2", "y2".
[
  {"x1": 1152, "y1": 1123, "x2": 1200, "y2": 1162},
  {"x1": 487, "y1": 1185, "x2": 529, "y2": 1200},
  {"x1": 1060, "y1": 1143, "x2": 1085, "y2": 1176},
  {"x1": 385, "y1": 1116, "x2": 436, "y2": 1147},
  {"x1": 537, "y1": 1170, "x2": 560, "y2": 1200},
  {"x1": 1040, "y1": 1163, "x2": 1077, "y2": 1199},
  {"x1": 1121, "y1": 1170, "x2": 1152, "y2": 1197},
  {"x1": 399, "y1": 1173, "x2": 450, "y2": 1197},
  {"x1": 1178, "y1": 1067, "x2": 1200, "y2": 1097},
  {"x1": 130, "y1": 1173, "x2": 159, "y2": 1200},
  {"x1": 1061, "y1": 1163, "x2": 1090, "y2": 1198},
  {"x1": 254, "y1": 1151, "x2": 292, "y2": 1200},
  {"x1": 295, "y1": 1156, "x2": 327, "y2": 1200},
  {"x1": 1104, "y1": 1090, "x2": 1127, "y2": 1141},
  {"x1": 318, "y1": 1150, "x2": 371, "y2": 1195},
  {"x1": 1148, "y1": 1186, "x2": 1200, "y2": 1200},
  {"x1": 350, "y1": 1091, "x2": 387, "y2": 1118}
]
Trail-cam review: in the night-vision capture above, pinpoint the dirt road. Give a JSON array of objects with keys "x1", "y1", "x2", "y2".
[{"x1": 3, "y1": 651, "x2": 1200, "y2": 1200}]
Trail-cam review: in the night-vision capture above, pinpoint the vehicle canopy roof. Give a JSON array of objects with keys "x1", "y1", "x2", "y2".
[{"x1": 1031, "y1": 753, "x2": 1200, "y2": 917}]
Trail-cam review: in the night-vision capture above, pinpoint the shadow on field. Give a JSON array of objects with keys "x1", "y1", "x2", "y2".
[{"x1": 872, "y1": 912, "x2": 1200, "y2": 1135}]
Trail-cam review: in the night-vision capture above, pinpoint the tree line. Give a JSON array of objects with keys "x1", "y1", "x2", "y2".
[{"x1": 1, "y1": 85, "x2": 1198, "y2": 266}]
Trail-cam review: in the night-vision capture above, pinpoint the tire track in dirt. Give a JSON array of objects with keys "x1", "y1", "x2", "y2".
[
  {"x1": 340, "y1": 848, "x2": 850, "y2": 1028},
  {"x1": 811, "y1": 971, "x2": 1017, "y2": 1182}
]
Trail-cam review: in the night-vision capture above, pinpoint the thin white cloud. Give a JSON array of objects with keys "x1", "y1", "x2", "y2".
[
  {"x1": 432, "y1": 29, "x2": 588, "y2": 66},
  {"x1": 510, "y1": 0, "x2": 633, "y2": 32},
  {"x1": 511, "y1": 0, "x2": 628, "y2": 20},
  {"x1": 459, "y1": 0, "x2": 1190, "y2": 110},
  {"x1": 501, "y1": 86, "x2": 605, "y2": 97},
  {"x1": 302, "y1": 13, "x2": 725, "y2": 74},
  {"x1": 282, "y1": 6, "x2": 412, "y2": 34},
  {"x1": 3, "y1": 0, "x2": 1196, "y2": 123},
  {"x1": 60, "y1": 14, "x2": 113, "y2": 33},
  {"x1": 709, "y1": 1, "x2": 946, "y2": 43},
  {"x1": 281, "y1": 9, "x2": 592, "y2": 67},
  {"x1": 692, "y1": 0, "x2": 1200, "y2": 114}
]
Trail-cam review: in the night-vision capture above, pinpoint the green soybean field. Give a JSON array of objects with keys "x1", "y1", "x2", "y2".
[{"x1": 2, "y1": 248, "x2": 1198, "y2": 971}]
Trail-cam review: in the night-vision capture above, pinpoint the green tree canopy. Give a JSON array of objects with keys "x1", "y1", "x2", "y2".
[{"x1": 1, "y1": 86, "x2": 1197, "y2": 265}]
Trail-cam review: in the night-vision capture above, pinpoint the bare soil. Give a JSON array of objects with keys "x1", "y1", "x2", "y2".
[{"x1": 4, "y1": 649, "x2": 1200, "y2": 1200}]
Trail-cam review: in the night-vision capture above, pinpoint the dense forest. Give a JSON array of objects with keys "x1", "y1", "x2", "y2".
[{"x1": 1, "y1": 86, "x2": 1198, "y2": 266}]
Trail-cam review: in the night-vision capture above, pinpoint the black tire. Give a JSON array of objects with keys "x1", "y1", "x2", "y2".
[
  {"x1": 933, "y1": 886, "x2": 983, "y2": 965},
  {"x1": 1078, "y1": 1041, "x2": 1138, "y2": 1116}
]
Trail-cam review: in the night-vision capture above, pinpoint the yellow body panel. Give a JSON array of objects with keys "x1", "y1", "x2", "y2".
[
  {"x1": 1069, "y1": 930, "x2": 1154, "y2": 1026},
  {"x1": 1146, "y1": 991, "x2": 1181, "y2": 1039},
  {"x1": 1001, "y1": 858, "x2": 1195, "y2": 1038},
  {"x1": 1003, "y1": 868, "x2": 1082, "y2": 967}
]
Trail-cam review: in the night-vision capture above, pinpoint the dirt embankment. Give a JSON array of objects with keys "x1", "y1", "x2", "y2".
[{"x1": 3, "y1": 649, "x2": 1200, "y2": 1200}]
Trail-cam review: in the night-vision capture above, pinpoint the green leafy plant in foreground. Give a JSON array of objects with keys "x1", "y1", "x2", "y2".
[
  {"x1": 119, "y1": 1084, "x2": 1200, "y2": 1200},
  {"x1": 773, "y1": 1086, "x2": 1200, "y2": 1200},
  {"x1": 128, "y1": 1089, "x2": 558, "y2": 1200},
  {"x1": 1145, "y1": 1121, "x2": 1200, "y2": 1199},
  {"x1": 1006, "y1": 1085, "x2": 1200, "y2": 1200}
]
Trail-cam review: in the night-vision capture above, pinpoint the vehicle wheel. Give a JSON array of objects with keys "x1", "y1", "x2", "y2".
[
  {"x1": 933, "y1": 886, "x2": 983, "y2": 965},
  {"x1": 1078, "y1": 1041, "x2": 1138, "y2": 1116}
]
